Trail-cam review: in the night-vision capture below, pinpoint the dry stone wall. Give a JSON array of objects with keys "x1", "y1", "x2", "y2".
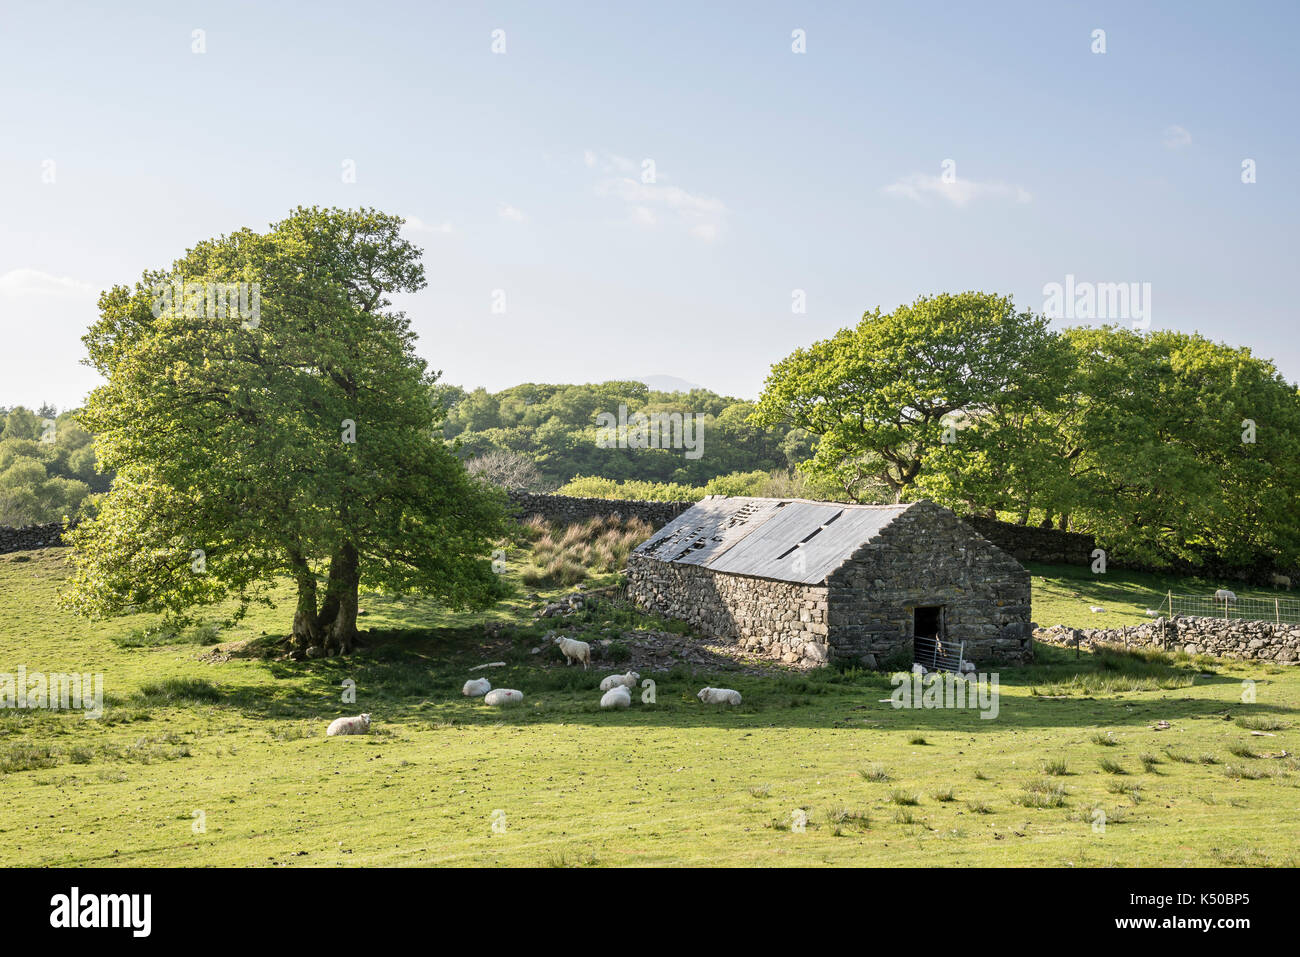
[
  {"x1": 1036, "y1": 616, "x2": 1300, "y2": 664},
  {"x1": 508, "y1": 491, "x2": 692, "y2": 529},
  {"x1": 961, "y1": 516, "x2": 1097, "y2": 567},
  {"x1": 0, "y1": 521, "x2": 72, "y2": 555}
]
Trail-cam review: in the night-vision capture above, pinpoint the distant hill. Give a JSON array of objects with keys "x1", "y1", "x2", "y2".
[{"x1": 636, "y1": 375, "x2": 704, "y2": 394}]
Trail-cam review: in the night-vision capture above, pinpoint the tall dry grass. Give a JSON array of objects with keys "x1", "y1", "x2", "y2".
[{"x1": 520, "y1": 515, "x2": 654, "y2": 587}]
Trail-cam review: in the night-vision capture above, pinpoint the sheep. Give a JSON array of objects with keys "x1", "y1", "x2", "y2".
[
  {"x1": 483, "y1": 688, "x2": 523, "y2": 706},
  {"x1": 959, "y1": 660, "x2": 976, "y2": 675},
  {"x1": 599, "y1": 671, "x2": 640, "y2": 692},
  {"x1": 600, "y1": 685, "x2": 632, "y2": 709},
  {"x1": 911, "y1": 663, "x2": 928, "y2": 676},
  {"x1": 1214, "y1": 589, "x2": 1237, "y2": 602},
  {"x1": 326, "y1": 713, "x2": 371, "y2": 736},
  {"x1": 1089, "y1": 606, "x2": 1105, "y2": 614},
  {"x1": 1271, "y1": 574, "x2": 1291, "y2": 590},
  {"x1": 697, "y1": 687, "x2": 741, "y2": 706},
  {"x1": 1144, "y1": 608, "x2": 1160, "y2": 617},
  {"x1": 462, "y1": 677, "x2": 491, "y2": 697},
  {"x1": 553, "y1": 635, "x2": 591, "y2": 670}
]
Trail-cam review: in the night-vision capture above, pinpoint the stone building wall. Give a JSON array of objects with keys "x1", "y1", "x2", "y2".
[
  {"x1": 1037, "y1": 616, "x2": 1300, "y2": 664},
  {"x1": 626, "y1": 502, "x2": 1033, "y2": 668},
  {"x1": 828, "y1": 502, "x2": 1034, "y2": 665},
  {"x1": 625, "y1": 554, "x2": 832, "y2": 668},
  {"x1": 508, "y1": 491, "x2": 693, "y2": 529}
]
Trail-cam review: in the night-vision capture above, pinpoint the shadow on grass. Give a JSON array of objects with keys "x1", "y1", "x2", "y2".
[{"x1": 121, "y1": 625, "x2": 1300, "y2": 736}]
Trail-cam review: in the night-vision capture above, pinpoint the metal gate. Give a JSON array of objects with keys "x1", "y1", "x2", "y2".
[{"x1": 913, "y1": 635, "x2": 966, "y2": 674}]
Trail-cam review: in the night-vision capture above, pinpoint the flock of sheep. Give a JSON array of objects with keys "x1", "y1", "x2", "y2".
[{"x1": 325, "y1": 633, "x2": 741, "y2": 735}]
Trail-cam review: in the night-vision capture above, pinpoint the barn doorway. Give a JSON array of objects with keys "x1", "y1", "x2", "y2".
[{"x1": 912, "y1": 605, "x2": 955, "y2": 671}]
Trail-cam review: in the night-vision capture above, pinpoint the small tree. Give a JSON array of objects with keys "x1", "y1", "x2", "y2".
[
  {"x1": 63, "y1": 207, "x2": 511, "y2": 654},
  {"x1": 465, "y1": 449, "x2": 545, "y2": 491}
]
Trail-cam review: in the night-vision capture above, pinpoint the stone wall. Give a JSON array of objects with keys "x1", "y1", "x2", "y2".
[
  {"x1": 961, "y1": 516, "x2": 1097, "y2": 567},
  {"x1": 0, "y1": 521, "x2": 72, "y2": 555},
  {"x1": 829, "y1": 502, "x2": 1034, "y2": 665},
  {"x1": 1036, "y1": 616, "x2": 1300, "y2": 664},
  {"x1": 508, "y1": 491, "x2": 693, "y2": 529},
  {"x1": 625, "y1": 554, "x2": 832, "y2": 668}
]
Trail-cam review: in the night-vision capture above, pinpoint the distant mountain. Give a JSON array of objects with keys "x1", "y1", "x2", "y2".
[{"x1": 636, "y1": 375, "x2": 705, "y2": 394}]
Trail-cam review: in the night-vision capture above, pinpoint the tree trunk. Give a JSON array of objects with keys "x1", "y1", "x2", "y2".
[
  {"x1": 321, "y1": 543, "x2": 360, "y2": 655},
  {"x1": 289, "y1": 553, "x2": 323, "y2": 650}
]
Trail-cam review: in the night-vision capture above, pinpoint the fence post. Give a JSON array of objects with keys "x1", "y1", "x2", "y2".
[
  {"x1": 1277, "y1": 597, "x2": 1281, "y2": 625},
  {"x1": 1167, "y1": 590, "x2": 1173, "y2": 618}
]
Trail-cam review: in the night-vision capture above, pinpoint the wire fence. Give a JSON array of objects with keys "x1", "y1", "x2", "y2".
[{"x1": 1167, "y1": 592, "x2": 1300, "y2": 625}]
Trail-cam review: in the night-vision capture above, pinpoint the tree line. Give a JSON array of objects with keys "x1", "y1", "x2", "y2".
[{"x1": 755, "y1": 292, "x2": 1300, "y2": 573}]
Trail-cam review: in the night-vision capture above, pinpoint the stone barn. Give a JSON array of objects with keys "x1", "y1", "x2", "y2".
[{"x1": 626, "y1": 496, "x2": 1033, "y2": 668}]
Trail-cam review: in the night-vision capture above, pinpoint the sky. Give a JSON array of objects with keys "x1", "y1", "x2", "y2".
[{"x1": 1, "y1": 0, "x2": 1297, "y2": 410}]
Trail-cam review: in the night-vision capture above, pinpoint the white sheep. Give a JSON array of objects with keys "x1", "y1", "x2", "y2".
[
  {"x1": 1271, "y1": 574, "x2": 1291, "y2": 590},
  {"x1": 1144, "y1": 608, "x2": 1159, "y2": 617},
  {"x1": 1089, "y1": 606, "x2": 1105, "y2": 613},
  {"x1": 911, "y1": 663, "x2": 928, "y2": 676},
  {"x1": 1214, "y1": 589, "x2": 1237, "y2": 602},
  {"x1": 697, "y1": 687, "x2": 742, "y2": 706},
  {"x1": 483, "y1": 688, "x2": 523, "y2": 706},
  {"x1": 462, "y1": 677, "x2": 491, "y2": 697},
  {"x1": 599, "y1": 671, "x2": 640, "y2": 692},
  {"x1": 326, "y1": 713, "x2": 371, "y2": 736},
  {"x1": 959, "y1": 660, "x2": 976, "y2": 675},
  {"x1": 553, "y1": 635, "x2": 591, "y2": 669},
  {"x1": 600, "y1": 685, "x2": 632, "y2": 709}
]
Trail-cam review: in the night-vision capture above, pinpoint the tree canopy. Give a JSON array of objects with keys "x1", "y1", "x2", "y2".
[
  {"x1": 758, "y1": 294, "x2": 1300, "y2": 574},
  {"x1": 62, "y1": 207, "x2": 511, "y2": 654}
]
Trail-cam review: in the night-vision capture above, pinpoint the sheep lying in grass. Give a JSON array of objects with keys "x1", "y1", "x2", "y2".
[
  {"x1": 959, "y1": 660, "x2": 976, "y2": 675},
  {"x1": 1214, "y1": 589, "x2": 1237, "y2": 602},
  {"x1": 553, "y1": 635, "x2": 591, "y2": 669},
  {"x1": 599, "y1": 671, "x2": 640, "y2": 692},
  {"x1": 600, "y1": 685, "x2": 632, "y2": 709},
  {"x1": 1271, "y1": 574, "x2": 1291, "y2": 590},
  {"x1": 462, "y1": 677, "x2": 491, "y2": 697},
  {"x1": 1089, "y1": 606, "x2": 1105, "y2": 614},
  {"x1": 1144, "y1": 608, "x2": 1160, "y2": 617},
  {"x1": 326, "y1": 713, "x2": 371, "y2": 736},
  {"x1": 697, "y1": 687, "x2": 741, "y2": 706},
  {"x1": 483, "y1": 688, "x2": 523, "y2": 706}
]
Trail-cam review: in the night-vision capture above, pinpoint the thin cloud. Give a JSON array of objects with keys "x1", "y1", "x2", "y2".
[
  {"x1": 586, "y1": 150, "x2": 728, "y2": 241},
  {"x1": 497, "y1": 202, "x2": 528, "y2": 223},
  {"x1": 403, "y1": 215, "x2": 454, "y2": 235},
  {"x1": 882, "y1": 173, "x2": 1032, "y2": 207},
  {"x1": 0, "y1": 268, "x2": 97, "y2": 296},
  {"x1": 1162, "y1": 124, "x2": 1192, "y2": 149}
]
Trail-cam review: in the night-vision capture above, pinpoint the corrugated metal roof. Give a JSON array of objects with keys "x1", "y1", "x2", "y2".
[
  {"x1": 633, "y1": 496, "x2": 914, "y2": 584},
  {"x1": 635, "y1": 496, "x2": 786, "y2": 567}
]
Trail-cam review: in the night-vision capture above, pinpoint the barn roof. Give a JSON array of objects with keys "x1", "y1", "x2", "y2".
[{"x1": 634, "y1": 496, "x2": 914, "y2": 585}]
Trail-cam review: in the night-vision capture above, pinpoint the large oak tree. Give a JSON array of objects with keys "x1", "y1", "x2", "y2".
[{"x1": 63, "y1": 207, "x2": 510, "y2": 654}]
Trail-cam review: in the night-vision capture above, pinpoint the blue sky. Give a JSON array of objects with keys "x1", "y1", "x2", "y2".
[{"x1": 2, "y1": 0, "x2": 1296, "y2": 408}]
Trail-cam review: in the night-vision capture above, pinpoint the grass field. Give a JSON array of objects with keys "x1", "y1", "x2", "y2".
[{"x1": 1, "y1": 545, "x2": 1297, "y2": 867}]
